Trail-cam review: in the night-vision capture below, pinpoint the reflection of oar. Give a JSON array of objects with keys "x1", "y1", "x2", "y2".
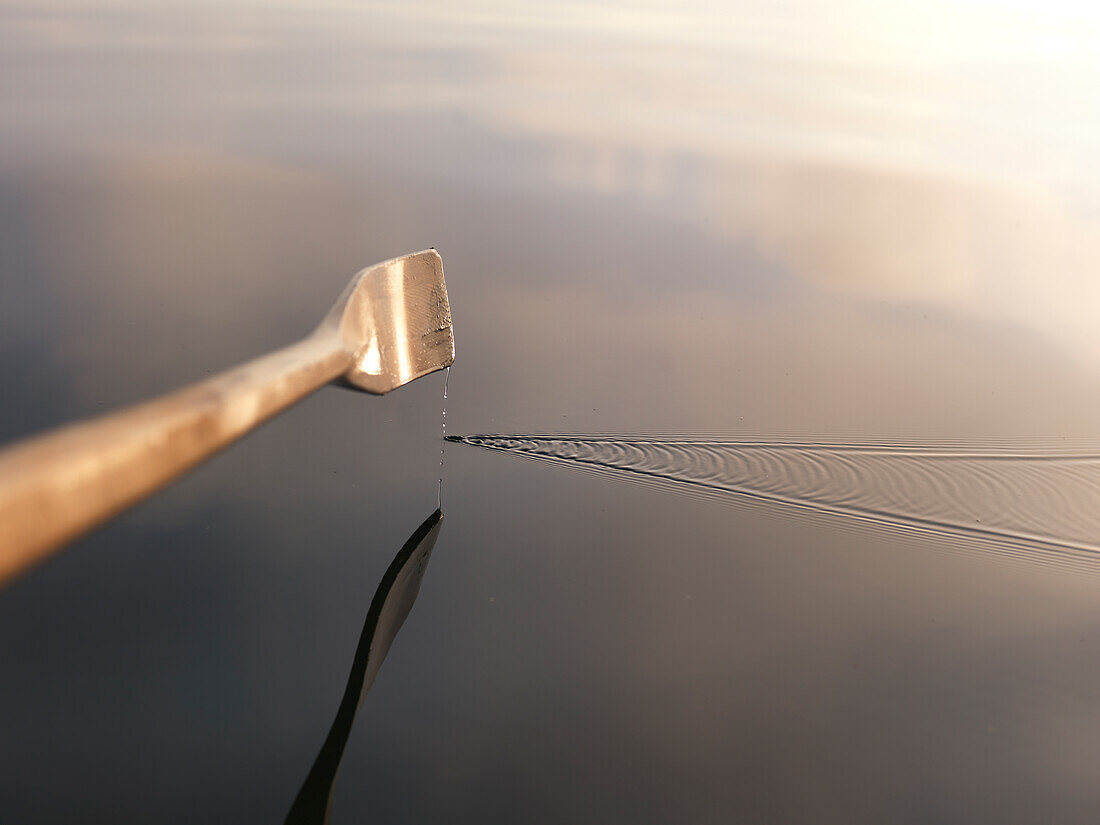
[
  {"x1": 285, "y1": 509, "x2": 444, "y2": 825},
  {"x1": 0, "y1": 251, "x2": 454, "y2": 584}
]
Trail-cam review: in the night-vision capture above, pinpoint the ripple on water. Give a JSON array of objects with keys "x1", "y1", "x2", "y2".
[{"x1": 448, "y1": 436, "x2": 1100, "y2": 568}]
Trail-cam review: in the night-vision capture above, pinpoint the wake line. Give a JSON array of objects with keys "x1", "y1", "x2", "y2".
[
  {"x1": 458, "y1": 436, "x2": 1100, "y2": 460},
  {"x1": 447, "y1": 435, "x2": 1100, "y2": 563}
]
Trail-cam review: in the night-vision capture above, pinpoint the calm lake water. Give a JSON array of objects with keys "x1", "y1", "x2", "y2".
[{"x1": 4, "y1": 1, "x2": 1100, "y2": 822}]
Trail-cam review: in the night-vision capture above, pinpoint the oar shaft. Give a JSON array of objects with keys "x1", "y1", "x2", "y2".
[{"x1": 0, "y1": 334, "x2": 353, "y2": 584}]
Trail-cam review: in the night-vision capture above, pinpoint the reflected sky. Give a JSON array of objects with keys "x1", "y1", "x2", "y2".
[
  {"x1": 4, "y1": 0, "x2": 1100, "y2": 397},
  {"x1": 5, "y1": 2, "x2": 1100, "y2": 823}
]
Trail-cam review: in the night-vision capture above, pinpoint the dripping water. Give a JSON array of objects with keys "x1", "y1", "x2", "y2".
[{"x1": 437, "y1": 367, "x2": 450, "y2": 510}]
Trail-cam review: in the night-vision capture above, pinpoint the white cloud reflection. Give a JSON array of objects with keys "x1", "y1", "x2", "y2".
[{"x1": 3, "y1": 0, "x2": 1100, "y2": 367}]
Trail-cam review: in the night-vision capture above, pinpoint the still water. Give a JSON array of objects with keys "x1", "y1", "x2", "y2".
[{"x1": 4, "y1": 1, "x2": 1100, "y2": 822}]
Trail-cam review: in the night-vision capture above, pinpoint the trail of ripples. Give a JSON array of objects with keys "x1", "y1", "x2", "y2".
[{"x1": 447, "y1": 435, "x2": 1100, "y2": 565}]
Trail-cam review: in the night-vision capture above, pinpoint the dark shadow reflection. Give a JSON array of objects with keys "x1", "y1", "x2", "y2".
[{"x1": 284, "y1": 509, "x2": 444, "y2": 825}]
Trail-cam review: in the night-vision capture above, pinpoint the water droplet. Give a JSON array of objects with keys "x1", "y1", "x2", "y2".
[{"x1": 437, "y1": 366, "x2": 450, "y2": 510}]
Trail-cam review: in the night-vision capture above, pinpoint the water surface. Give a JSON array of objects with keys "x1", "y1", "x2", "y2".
[{"x1": 3, "y1": 1, "x2": 1100, "y2": 822}]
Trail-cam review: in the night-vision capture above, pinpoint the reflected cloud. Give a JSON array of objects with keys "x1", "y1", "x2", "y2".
[
  {"x1": 284, "y1": 509, "x2": 444, "y2": 825},
  {"x1": 6, "y1": 0, "x2": 1100, "y2": 370}
]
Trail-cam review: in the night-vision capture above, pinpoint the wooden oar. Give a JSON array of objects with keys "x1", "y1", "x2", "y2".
[{"x1": 0, "y1": 250, "x2": 454, "y2": 585}]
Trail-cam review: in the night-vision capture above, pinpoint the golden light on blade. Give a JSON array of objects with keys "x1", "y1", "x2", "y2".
[{"x1": 389, "y1": 257, "x2": 413, "y2": 385}]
